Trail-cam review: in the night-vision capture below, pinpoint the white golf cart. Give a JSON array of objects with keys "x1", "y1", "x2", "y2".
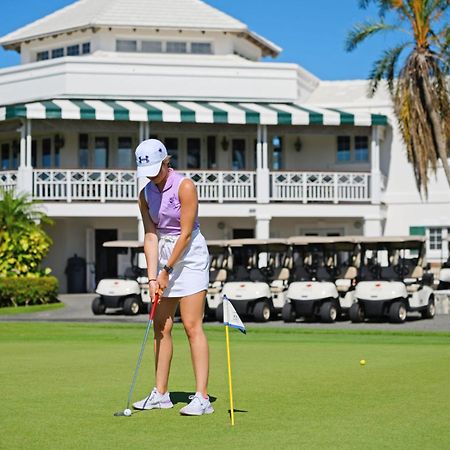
[
  {"x1": 219, "y1": 239, "x2": 291, "y2": 322},
  {"x1": 351, "y1": 236, "x2": 435, "y2": 323},
  {"x1": 91, "y1": 241, "x2": 150, "y2": 316},
  {"x1": 283, "y1": 237, "x2": 359, "y2": 323},
  {"x1": 205, "y1": 240, "x2": 232, "y2": 320},
  {"x1": 435, "y1": 236, "x2": 450, "y2": 314}
]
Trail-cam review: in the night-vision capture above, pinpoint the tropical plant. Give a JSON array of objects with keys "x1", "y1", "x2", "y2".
[
  {"x1": 346, "y1": 0, "x2": 450, "y2": 195},
  {"x1": 0, "y1": 189, "x2": 53, "y2": 277}
]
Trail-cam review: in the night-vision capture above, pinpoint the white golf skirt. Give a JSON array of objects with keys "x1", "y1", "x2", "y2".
[{"x1": 158, "y1": 229, "x2": 209, "y2": 298}]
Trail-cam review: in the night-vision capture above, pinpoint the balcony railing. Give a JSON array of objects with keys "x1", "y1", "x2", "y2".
[
  {"x1": 271, "y1": 171, "x2": 370, "y2": 203},
  {"x1": 0, "y1": 170, "x2": 18, "y2": 193},
  {"x1": 0, "y1": 169, "x2": 372, "y2": 203}
]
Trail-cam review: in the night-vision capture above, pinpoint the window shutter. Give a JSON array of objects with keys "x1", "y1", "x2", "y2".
[{"x1": 409, "y1": 226, "x2": 426, "y2": 236}]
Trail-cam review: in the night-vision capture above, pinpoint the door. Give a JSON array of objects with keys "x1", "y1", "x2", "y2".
[
  {"x1": 95, "y1": 229, "x2": 118, "y2": 284},
  {"x1": 232, "y1": 139, "x2": 246, "y2": 170},
  {"x1": 233, "y1": 229, "x2": 254, "y2": 239}
]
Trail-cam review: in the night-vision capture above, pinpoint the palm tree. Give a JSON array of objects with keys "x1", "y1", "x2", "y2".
[
  {"x1": 346, "y1": 0, "x2": 450, "y2": 195},
  {"x1": 0, "y1": 189, "x2": 52, "y2": 233}
]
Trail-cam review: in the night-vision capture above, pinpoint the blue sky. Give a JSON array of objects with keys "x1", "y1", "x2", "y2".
[{"x1": 0, "y1": 0, "x2": 393, "y2": 80}]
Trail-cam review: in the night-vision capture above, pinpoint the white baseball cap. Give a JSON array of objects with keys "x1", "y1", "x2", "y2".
[{"x1": 135, "y1": 139, "x2": 168, "y2": 178}]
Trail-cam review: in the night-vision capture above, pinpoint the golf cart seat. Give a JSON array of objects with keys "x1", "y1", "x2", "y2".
[
  {"x1": 209, "y1": 268, "x2": 227, "y2": 284},
  {"x1": 335, "y1": 266, "x2": 357, "y2": 292},
  {"x1": 270, "y1": 267, "x2": 290, "y2": 293},
  {"x1": 404, "y1": 266, "x2": 424, "y2": 292}
]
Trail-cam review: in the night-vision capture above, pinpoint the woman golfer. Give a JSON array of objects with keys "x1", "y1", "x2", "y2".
[{"x1": 133, "y1": 138, "x2": 213, "y2": 416}]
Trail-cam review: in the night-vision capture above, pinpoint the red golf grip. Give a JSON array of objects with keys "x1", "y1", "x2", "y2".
[{"x1": 149, "y1": 293, "x2": 159, "y2": 320}]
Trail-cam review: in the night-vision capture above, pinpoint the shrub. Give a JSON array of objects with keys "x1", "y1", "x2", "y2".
[{"x1": 0, "y1": 276, "x2": 59, "y2": 307}]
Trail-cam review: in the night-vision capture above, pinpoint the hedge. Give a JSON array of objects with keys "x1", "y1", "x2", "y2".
[{"x1": 0, "y1": 276, "x2": 59, "y2": 307}]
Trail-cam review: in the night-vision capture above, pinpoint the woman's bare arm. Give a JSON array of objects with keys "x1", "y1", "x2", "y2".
[{"x1": 138, "y1": 189, "x2": 158, "y2": 281}]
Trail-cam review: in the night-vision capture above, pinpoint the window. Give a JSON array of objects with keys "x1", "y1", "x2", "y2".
[
  {"x1": 429, "y1": 227, "x2": 442, "y2": 250},
  {"x1": 116, "y1": 40, "x2": 137, "y2": 52},
  {"x1": 187, "y1": 138, "x2": 201, "y2": 169},
  {"x1": 232, "y1": 139, "x2": 246, "y2": 170},
  {"x1": 82, "y1": 42, "x2": 91, "y2": 54},
  {"x1": 355, "y1": 136, "x2": 369, "y2": 162},
  {"x1": 142, "y1": 41, "x2": 163, "y2": 53},
  {"x1": 42, "y1": 138, "x2": 52, "y2": 168},
  {"x1": 191, "y1": 42, "x2": 212, "y2": 54},
  {"x1": 272, "y1": 136, "x2": 283, "y2": 170},
  {"x1": 31, "y1": 140, "x2": 37, "y2": 167},
  {"x1": 207, "y1": 136, "x2": 216, "y2": 169},
  {"x1": 94, "y1": 137, "x2": 109, "y2": 169},
  {"x1": 164, "y1": 138, "x2": 178, "y2": 169},
  {"x1": 167, "y1": 42, "x2": 187, "y2": 53},
  {"x1": 67, "y1": 44, "x2": 80, "y2": 56},
  {"x1": 12, "y1": 141, "x2": 19, "y2": 169},
  {"x1": 1, "y1": 143, "x2": 9, "y2": 169},
  {"x1": 337, "y1": 136, "x2": 351, "y2": 162},
  {"x1": 79, "y1": 134, "x2": 89, "y2": 168},
  {"x1": 37, "y1": 51, "x2": 49, "y2": 61},
  {"x1": 51, "y1": 48, "x2": 64, "y2": 58},
  {"x1": 117, "y1": 137, "x2": 133, "y2": 169}
]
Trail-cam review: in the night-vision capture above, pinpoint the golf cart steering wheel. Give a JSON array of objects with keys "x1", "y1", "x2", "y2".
[{"x1": 394, "y1": 265, "x2": 409, "y2": 276}]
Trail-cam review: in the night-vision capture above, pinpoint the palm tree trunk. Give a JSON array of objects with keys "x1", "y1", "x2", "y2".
[{"x1": 418, "y1": 67, "x2": 450, "y2": 188}]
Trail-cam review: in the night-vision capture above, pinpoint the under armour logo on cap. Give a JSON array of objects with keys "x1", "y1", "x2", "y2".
[{"x1": 135, "y1": 138, "x2": 168, "y2": 178}]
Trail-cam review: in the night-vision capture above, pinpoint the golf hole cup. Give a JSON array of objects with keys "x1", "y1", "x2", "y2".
[{"x1": 360, "y1": 359, "x2": 366, "y2": 366}]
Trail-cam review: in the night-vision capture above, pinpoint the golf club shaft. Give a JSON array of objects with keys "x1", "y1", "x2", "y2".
[{"x1": 125, "y1": 293, "x2": 159, "y2": 409}]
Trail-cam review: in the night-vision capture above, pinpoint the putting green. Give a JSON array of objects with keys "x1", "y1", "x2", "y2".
[{"x1": 1, "y1": 323, "x2": 449, "y2": 450}]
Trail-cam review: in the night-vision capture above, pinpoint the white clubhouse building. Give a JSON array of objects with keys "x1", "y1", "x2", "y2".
[{"x1": 0, "y1": 0, "x2": 449, "y2": 292}]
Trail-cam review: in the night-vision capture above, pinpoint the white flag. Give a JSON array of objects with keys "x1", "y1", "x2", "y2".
[{"x1": 223, "y1": 295, "x2": 246, "y2": 334}]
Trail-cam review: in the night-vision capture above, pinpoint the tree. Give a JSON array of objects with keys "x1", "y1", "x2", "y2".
[
  {"x1": 0, "y1": 189, "x2": 53, "y2": 276},
  {"x1": 346, "y1": 0, "x2": 450, "y2": 195}
]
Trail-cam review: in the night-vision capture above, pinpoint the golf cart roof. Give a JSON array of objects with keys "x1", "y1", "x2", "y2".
[
  {"x1": 102, "y1": 240, "x2": 144, "y2": 249},
  {"x1": 206, "y1": 240, "x2": 229, "y2": 247},
  {"x1": 226, "y1": 238, "x2": 289, "y2": 251},
  {"x1": 288, "y1": 236, "x2": 360, "y2": 246}
]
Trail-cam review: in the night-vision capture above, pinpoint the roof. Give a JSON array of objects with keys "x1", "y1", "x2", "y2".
[
  {"x1": 288, "y1": 236, "x2": 360, "y2": 245},
  {"x1": 0, "y1": 99, "x2": 389, "y2": 126},
  {"x1": 0, "y1": 0, "x2": 280, "y2": 56}
]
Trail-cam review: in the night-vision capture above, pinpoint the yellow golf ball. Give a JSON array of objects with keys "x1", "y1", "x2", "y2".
[{"x1": 360, "y1": 359, "x2": 366, "y2": 366}]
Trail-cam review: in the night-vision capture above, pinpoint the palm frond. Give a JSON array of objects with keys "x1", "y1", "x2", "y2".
[
  {"x1": 368, "y1": 43, "x2": 410, "y2": 96},
  {"x1": 346, "y1": 22, "x2": 398, "y2": 52}
]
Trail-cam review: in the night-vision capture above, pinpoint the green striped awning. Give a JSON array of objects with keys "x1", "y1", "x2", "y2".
[{"x1": 0, "y1": 99, "x2": 388, "y2": 126}]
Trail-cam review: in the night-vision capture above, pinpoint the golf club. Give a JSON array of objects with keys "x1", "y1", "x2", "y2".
[{"x1": 114, "y1": 292, "x2": 160, "y2": 417}]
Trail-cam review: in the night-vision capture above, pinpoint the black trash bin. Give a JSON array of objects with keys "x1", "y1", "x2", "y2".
[{"x1": 65, "y1": 254, "x2": 87, "y2": 293}]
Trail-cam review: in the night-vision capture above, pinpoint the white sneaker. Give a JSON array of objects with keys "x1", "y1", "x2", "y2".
[
  {"x1": 179, "y1": 392, "x2": 214, "y2": 416},
  {"x1": 133, "y1": 387, "x2": 173, "y2": 410}
]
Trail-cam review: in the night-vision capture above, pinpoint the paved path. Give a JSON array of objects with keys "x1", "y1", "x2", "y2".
[{"x1": 1, "y1": 294, "x2": 449, "y2": 332}]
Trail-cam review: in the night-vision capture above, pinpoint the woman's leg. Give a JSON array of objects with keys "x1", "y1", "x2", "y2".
[
  {"x1": 179, "y1": 290, "x2": 209, "y2": 397},
  {"x1": 153, "y1": 296, "x2": 179, "y2": 393}
]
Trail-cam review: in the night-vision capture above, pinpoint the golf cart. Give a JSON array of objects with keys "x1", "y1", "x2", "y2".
[
  {"x1": 351, "y1": 236, "x2": 435, "y2": 323},
  {"x1": 219, "y1": 239, "x2": 291, "y2": 322},
  {"x1": 205, "y1": 240, "x2": 232, "y2": 320},
  {"x1": 437, "y1": 236, "x2": 450, "y2": 291},
  {"x1": 283, "y1": 236, "x2": 359, "y2": 323},
  {"x1": 91, "y1": 241, "x2": 150, "y2": 316}
]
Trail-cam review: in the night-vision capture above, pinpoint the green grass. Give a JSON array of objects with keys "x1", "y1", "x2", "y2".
[
  {"x1": 1, "y1": 323, "x2": 449, "y2": 450},
  {"x1": 0, "y1": 302, "x2": 64, "y2": 315}
]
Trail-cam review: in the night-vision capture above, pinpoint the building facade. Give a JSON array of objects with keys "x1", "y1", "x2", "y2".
[{"x1": 0, "y1": 0, "x2": 449, "y2": 292}]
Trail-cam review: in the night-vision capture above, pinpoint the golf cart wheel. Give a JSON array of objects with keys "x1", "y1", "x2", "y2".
[
  {"x1": 389, "y1": 301, "x2": 407, "y2": 323},
  {"x1": 349, "y1": 303, "x2": 364, "y2": 323},
  {"x1": 320, "y1": 301, "x2": 338, "y2": 323},
  {"x1": 282, "y1": 303, "x2": 296, "y2": 323},
  {"x1": 91, "y1": 297, "x2": 106, "y2": 315},
  {"x1": 215, "y1": 302, "x2": 224, "y2": 323},
  {"x1": 123, "y1": 296, "x2": 142, "y2": 316},
  {"x1": 253, "y1": 301, "x2": 271, "y2": 322},
  {"x1": 421, "y1": 297, "x2": 435, "y2": 319}
]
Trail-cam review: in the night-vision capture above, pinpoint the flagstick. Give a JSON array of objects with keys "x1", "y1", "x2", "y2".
[{"x1": 225, "y1": 324, "x2": 235, "y2": 426}]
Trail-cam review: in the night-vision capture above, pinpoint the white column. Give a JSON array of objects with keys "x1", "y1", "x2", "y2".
[
  {"x1": 370, "y1": 126, "x2": 381, "y2": 204},
  {"x1": 256, "y1": 125, "x2": 262, "y2": 169},
  {"x1": 16, "y1": 120, "x2": 33, "y2": 195},
  {"x1": 363, "y1": 216, "x2": 383, "y2": 236},
  {"x1": 256, "y1": 125, "x2": 270, "y2": 203},
  {"x1": 256, "y1": 214, "x2": 271, "y2": 239}
]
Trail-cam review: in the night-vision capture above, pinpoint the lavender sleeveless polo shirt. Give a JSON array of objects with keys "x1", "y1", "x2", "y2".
[{"x1": 144, "y1": 169, "x2": 200, "y2": 235}]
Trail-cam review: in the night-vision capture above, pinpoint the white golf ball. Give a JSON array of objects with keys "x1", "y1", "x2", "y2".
[{"x1": 124, "y1": 408, "x2": 132, "y2": 416}]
